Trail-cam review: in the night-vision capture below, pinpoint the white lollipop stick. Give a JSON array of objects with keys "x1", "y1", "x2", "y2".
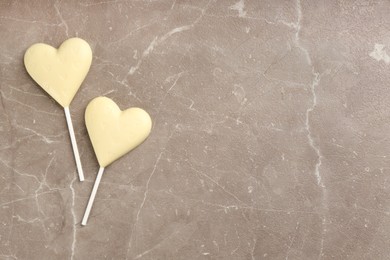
[
  {"x1": 64, "y1": 107, "x2": 84, "y2": 182},
  {"x1": 82, "y1": 167, "x2": 105, "y2": 225}
]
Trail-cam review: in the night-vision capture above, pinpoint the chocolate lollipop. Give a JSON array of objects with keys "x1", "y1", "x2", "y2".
[
  {"x1": 81, "y1": 96, "x2": 152, "y2": 225},
  {"x1": 24, "y1": 38, "x2": 92, "y2": 181}
]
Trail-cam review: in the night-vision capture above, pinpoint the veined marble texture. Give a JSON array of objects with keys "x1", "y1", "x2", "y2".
[{"x1": 1, "y1": 0, "x2": 390, "y2": 259}]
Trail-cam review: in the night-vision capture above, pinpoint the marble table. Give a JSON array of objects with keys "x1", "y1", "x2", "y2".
[{"x1": 1, "y1": 0, "x2": 390, "y2": 259}]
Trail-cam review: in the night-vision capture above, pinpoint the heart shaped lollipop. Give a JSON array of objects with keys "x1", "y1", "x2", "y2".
[
  {"x1": 82, "y1": 97, "x2": 152, "y2": 225},
  {"x1": 24, "y1": 37, "x2": 92, "y2": 107},
  {"x1": 24, "y1": 37, "x2": 92, "y2": 181}
]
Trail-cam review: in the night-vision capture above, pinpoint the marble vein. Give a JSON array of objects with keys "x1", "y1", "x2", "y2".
[
  {"x1": 79, "y1": 0, "x2": 127, "y2": 7},
  {"x1": 69, "y1": 176, "x2": 77, "y2": 260},
  {"x1": 285, "y1": 222, "x2": 299, "y2": 260},
  {"x1": 0, "y1": 91, "x2": 62, "y2": 116},
  {"x1": 122, "y1": 0, "x2": 212, "y2": 81},
  {"x1": 134, "y1": 228, "x2": 181, "y2": 259},
  {"x1": 126, "y1": 152, "x2": 163, "y2": 258},
  {"x1": 289, "y1": 1, "x2": 328, "y2": 258},
  {"x1": 286, "y1": 0, "x2": 324, "y2": 187},
  {"x1": 54, "y1": 3, "x2": 69, "y2": 37},
  {"x1": 190, "y1": 164, "x2": 247, "y2": 206},
  {"x1": 155, "y1": 71, "x2": 187, "y2": 114},
  {"x1": 0, "y1": 16, "x2": 60, "y2": 26},
  {"x1": 305, "y1": 70, "x2": 323, "y2": 186},
  {"x1": 13, "y1": 122, "x2": 61, "y2": 144}
]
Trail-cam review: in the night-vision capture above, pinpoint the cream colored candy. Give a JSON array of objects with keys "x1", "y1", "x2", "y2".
[
  {"x1": 24, "y1": 37, "x2": 92, "y2": 181},
  {"x1": 85, "y1": 96, "x2": 152, "y2": 167},
  {"x1": 82, "y1": 97, "x2": 152, "y2": 225},
  {"x1": 24, "y1": 37, "x2": 92, "y2": 107}
]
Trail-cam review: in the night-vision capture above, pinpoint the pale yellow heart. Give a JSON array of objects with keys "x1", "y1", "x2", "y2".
[
  {"x1": 24, "y1": 38, "x2": 92, "y2": 107},
  {"x1": 85, "y1": 97, "x2": 152, "y2": 167}
]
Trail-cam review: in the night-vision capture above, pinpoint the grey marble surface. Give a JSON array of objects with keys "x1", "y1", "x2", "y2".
[{"x1": 1, "y1": 0, "x2": 390, "y2": 259}]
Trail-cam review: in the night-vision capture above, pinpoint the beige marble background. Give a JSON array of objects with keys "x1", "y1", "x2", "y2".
[{"x1": 1, "y1": 0, "x2": 390, "y2": 259}]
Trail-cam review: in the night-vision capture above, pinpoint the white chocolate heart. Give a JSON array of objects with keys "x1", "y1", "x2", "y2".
[
  {"x1": 24, "y1": 38, "x2": 92, "y2": 107},
  {"x1": 85, "y1": 97, "x2": 152, "y2": 167}
]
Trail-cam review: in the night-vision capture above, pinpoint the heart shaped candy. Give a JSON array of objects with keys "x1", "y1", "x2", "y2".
[
  {"x1": 85, "y1": 97, "x2": 152, "y2": 167},
  {"x1": 24, "y1": 38, "x2": 92, "y2": 107}
]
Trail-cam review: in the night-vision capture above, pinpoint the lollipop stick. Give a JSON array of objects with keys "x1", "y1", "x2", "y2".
[
  {"x1": 64, "y1": 107, "x2": 84, "y2": 181},
  {"x1": 82, "y1": 167, "x2": 105, "y2": 225}
]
